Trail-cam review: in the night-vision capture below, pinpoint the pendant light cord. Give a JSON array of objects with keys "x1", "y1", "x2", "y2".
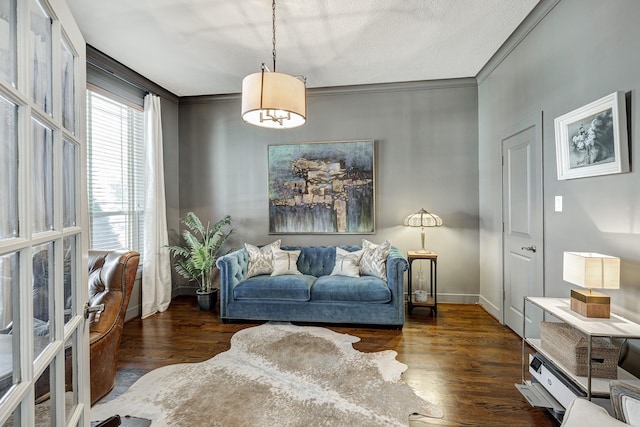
[{"x1": 272, "y1": 0, "x2": 277, "y2": 72}]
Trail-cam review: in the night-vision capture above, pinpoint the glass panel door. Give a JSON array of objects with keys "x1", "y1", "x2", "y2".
[{"x1": 0, "y1": 0, "x2": 87, "y2": 425}]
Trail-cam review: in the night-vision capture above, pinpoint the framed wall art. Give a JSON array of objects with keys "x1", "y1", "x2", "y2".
[
  {"x1": 268, "y1": 140, "x2": 375, "y2": 234},
  {"x1": 554, "y1": 91, "x2": 629, "y2": 180}
]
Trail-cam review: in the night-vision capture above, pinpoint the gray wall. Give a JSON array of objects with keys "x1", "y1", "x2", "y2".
[
  {"x1": 162, "y1": 97, "x2": 180, "y2": 235},
  {"x1": 178, "y1": 80, "x2": 480, "y2": 301},
  {"x1": 478, "y1": 0, "x2": 640, "y2": 323},
  {"x1": 160, "y1": 97, "x2": 182, "y2": 296}
]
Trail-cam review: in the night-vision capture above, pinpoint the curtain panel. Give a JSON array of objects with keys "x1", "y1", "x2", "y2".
[{"x1": 141, "y1": 94, "x2": 172, "y2": 318}]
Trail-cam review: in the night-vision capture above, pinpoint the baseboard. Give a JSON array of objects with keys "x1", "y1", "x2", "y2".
[
  {"x1": 478, "y1": 295, "x2": 502, "y2": 323},
  {"x1": 124, "y1": 273, "x2": 143, "y2": 322},
  {"x1": 172, "y1": 286, "x2": 198, "y2": 298},
  {"x1": 404, "y1": 292, "x2": 479, "y2": 304},
  {"x1": 125, "y1": 303, "x2": 140, "y2": 322},
  {"x1": 437, "y1": 293, "x2": 480, "y2": 304}
]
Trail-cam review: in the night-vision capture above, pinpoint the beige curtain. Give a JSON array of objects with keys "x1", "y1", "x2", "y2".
[{"x1": 141, "y1": 94, "x2": 172, "y2": 318}]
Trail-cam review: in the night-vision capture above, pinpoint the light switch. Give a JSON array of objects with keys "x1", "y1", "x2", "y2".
[{"x1": 555, "y1": 196, "x2": 563, "y2": 212}]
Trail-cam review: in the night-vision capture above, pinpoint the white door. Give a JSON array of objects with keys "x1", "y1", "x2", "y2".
[
  {"x1": 502, "y1": 113, "x2": 544, "y2": 337},
  {"x1": 0, "y1": 0, "x2": 89, "y2": 425}
]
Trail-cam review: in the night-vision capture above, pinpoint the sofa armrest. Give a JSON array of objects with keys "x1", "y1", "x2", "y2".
[
  {"x1": 386, "y1": 247, "x2": 408, "y2": 308},
  {"x1": 87, "y1": 250, "x2": 139, "y2": 405},
  {"x1": 216, "y1": 248, "x2": 249, "y2": 317},
  {"x1": 611, "y1": 380, "x2": 640, "y2": 424}
]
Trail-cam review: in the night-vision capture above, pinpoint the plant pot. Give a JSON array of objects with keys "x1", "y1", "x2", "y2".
[{"x1": 196, "y1": 288, "x2": 218, "y2": 311}]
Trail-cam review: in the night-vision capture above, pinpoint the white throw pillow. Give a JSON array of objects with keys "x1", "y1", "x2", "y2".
[
  {"x1": 271, "y1": 248, "x2": 302, "y2": 276},
  {"x1": 331, "y1": 248, "x2": 364, "y2": 277},
  {"x1": 359, "y1": 239, "x2": 390, "y2": 281},
  {"x1": 245, "y1": 240, "x2": 281, "y2": 278},
  {"x1": 561, "y1": 398, "x2": 627, "y2": 427},
  {"x1": 622, "y1": 395, "x2": 640, "y2": 427}
]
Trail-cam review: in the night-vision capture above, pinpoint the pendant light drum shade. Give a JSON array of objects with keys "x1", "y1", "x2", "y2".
[{"x1": 241, "y1": 70, "x2": 306, "y2": 129}]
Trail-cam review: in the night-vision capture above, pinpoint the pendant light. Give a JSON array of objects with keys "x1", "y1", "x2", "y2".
[{"x1": 241, "y1": 0, "x2": 306, "y2": 129}]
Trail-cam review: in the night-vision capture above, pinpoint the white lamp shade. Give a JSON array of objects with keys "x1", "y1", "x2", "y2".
[
  {"x1": 241, "y1": 71, "x2": 306, "y2": 129},
  {"x1": 404, "y1": 209, "x2": 442, "y2": 227},
  {"x1": 563, "y1": 252, "x2": 620, "y2": 290}
]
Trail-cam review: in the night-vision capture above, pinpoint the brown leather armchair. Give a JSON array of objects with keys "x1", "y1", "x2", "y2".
[{"x1": 88, "y1": 250, "x2": 140, "y2": 405}]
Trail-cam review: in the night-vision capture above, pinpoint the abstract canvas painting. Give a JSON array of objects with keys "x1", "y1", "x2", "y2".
[{"x1": 268, "y1": 140, "x2": 375, "y2": 234}]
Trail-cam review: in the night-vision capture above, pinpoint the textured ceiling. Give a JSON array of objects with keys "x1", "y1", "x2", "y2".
[{"x1": 66, "y1": 0, "x2": 540, "y2": 97}]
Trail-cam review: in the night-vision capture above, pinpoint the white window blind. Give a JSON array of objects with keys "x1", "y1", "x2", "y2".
[{"x1": 87, "y1": 89, "x2": 144, "y2": 253}]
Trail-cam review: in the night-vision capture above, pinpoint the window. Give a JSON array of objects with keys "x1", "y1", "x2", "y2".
[{"x1": 87, "y1": 89, "x2": 144, "y2": 252}]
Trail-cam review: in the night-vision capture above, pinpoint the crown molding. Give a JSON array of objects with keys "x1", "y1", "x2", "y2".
[
  {"x1": 476, "y1": 0, "x2": 562, "y2": 84},
  {"x1": 179, "y1": 77, "x2": 478, "y2": 105},
  {"x1": 87, "y1": 45, "x2": 179, "y2": 103}
]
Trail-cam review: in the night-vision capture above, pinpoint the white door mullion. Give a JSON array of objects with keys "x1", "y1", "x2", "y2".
[
  {"x1": 52, "y1": 344, "x2": 66, "y2": 426},
  {"x1": 53, "y1": 130, "x2": 63, "y2": 232},
  {"x1": 15, "y1": 1, "x2": 36, "y2": 422},
  {"x1": 51, "y1": 16, "x2": 63, "y2": 236},
  {"x1": 18, "y1": 246, "x2": 35, "y2": 427}
]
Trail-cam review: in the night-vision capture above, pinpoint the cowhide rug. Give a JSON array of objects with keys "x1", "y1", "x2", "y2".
[{"x1": 91, "y1": 323, "x2": 443, "y2": 426}]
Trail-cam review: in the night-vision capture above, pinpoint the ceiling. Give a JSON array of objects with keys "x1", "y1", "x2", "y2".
[{"x1": 66, "y1": 0, "x2": 540, "y2": 97}]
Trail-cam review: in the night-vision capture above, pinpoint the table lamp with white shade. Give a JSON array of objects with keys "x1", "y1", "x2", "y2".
[
  {"x1": 403, "y1": 208, "x2": 442, "y2": 253},
  {"x1": 563, "y1": 251, "x2": 620, "y2": 318}
]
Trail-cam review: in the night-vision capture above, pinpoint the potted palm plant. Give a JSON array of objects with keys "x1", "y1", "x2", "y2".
[{"x1": 166, "y1": 212, "x2": 233, "y2": 310}]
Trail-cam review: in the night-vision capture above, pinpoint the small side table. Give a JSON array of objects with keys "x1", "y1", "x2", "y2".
[{"x1": 407, "y1": 251, "x2": 438, "y2": 316}]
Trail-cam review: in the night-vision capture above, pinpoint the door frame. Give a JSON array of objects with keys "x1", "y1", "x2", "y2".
[{"x1": 501, "y1": 111, "x2": 545, "y2": 334}]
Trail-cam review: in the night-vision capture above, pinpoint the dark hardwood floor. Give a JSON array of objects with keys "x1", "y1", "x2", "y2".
[{"x1": 116, "y1": 296, "x2": 557, "y2": 426}]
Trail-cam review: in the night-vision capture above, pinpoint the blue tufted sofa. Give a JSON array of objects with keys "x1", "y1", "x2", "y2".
[{"x1": 216, "y1": 245, "x2": 408, "y2": 327}]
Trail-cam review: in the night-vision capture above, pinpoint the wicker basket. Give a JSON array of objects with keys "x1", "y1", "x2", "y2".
[{"x1": 540, "y1": 321, "x2": 620, "y2": 379}]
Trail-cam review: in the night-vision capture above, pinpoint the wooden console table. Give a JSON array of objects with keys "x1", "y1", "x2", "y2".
[{"x1": 407, "y1": 251, "x2": 438, "y2": 316}]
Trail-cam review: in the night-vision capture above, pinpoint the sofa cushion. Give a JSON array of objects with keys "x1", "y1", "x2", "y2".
[
  {"x1": 245, "y1": 240, "x2": 281, "y2": 278},
  {"x1": 233, "y1": 275, "x2": 315, "y2": 301},
  {"x1": 311, "y1": 275, "x2": 391, "y2": 303},
  {"x1": 360, "y1": 239, "x2": 390, "y2": 281}
]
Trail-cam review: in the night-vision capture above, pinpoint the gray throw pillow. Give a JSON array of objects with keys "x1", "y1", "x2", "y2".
[
  {"x1": 245, "y1": 239, "x2": 281, "y2": 278},
  {"x1": 359, "y1": 239, "x2": 390, "y2": 281}
]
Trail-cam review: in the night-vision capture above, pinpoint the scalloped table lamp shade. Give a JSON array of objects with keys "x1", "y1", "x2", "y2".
[
  {"x1": 404, "y1": 208, "x2": 442, "y2": 253},
  {"x1": 563, "y1": 251, "x2": 620, "y2": 318}
]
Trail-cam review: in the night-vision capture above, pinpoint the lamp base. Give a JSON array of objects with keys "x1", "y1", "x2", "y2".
[{"x1": 570, "y1": 289, "x2": 610, "y2": 318}]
